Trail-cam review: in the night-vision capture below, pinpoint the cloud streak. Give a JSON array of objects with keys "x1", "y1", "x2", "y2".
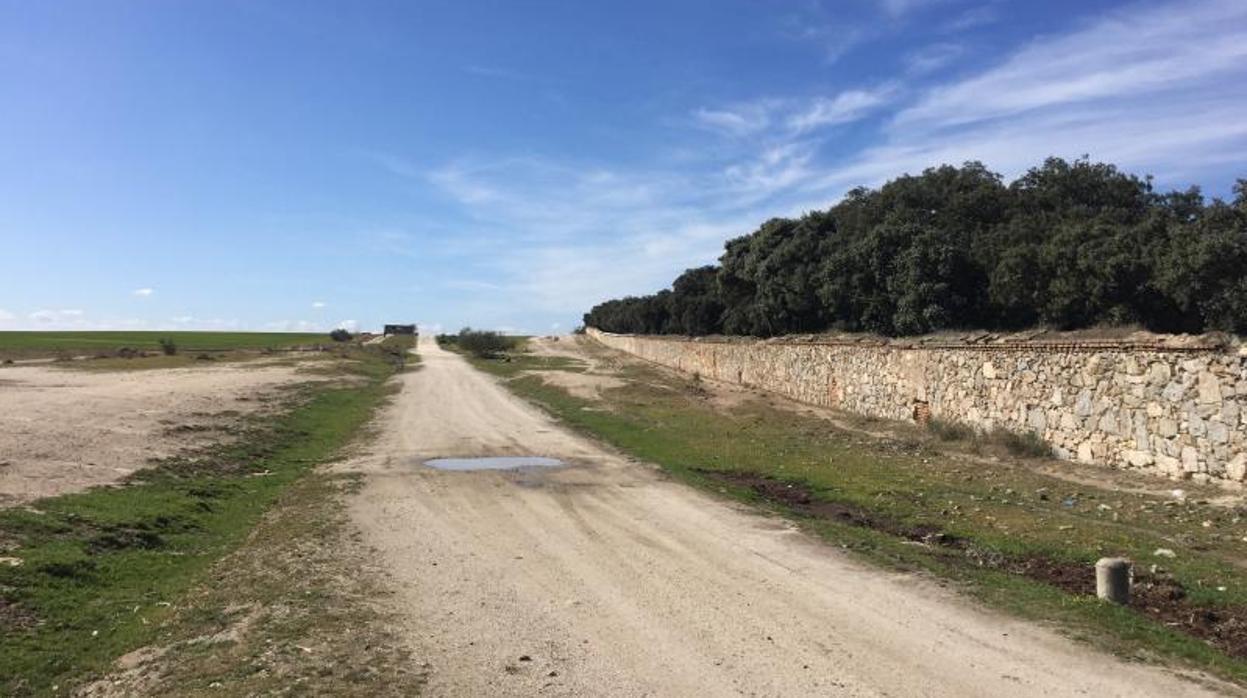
[
  {"x1": 692, "y1": 103, "x2": 776, "y2": 137},
  {"x1": 895, "y1": 0, "x2": 1247, "y2": 130},
  {"x1": 787, "y1": 86, "x2": 896, "y2": 132}
]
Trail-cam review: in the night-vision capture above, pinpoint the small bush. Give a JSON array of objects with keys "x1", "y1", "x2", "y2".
[
  {"x1": 454, "y1": 327, "x2": 518, "y2": 358},
  {"x1": 329, "y1": 328, "x2": 353, "y2": 342},
  {"x1": 158, "y1": 338, "x2": 177, "y2": 356},
  {"x1": 927, "y1": 418, "x2": 976, "y2": 442},
  {"x1": 988, "y1": 428, "x2": 1052, "y2": 458}
]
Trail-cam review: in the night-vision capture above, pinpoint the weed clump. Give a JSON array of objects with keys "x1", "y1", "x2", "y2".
[
  {"x1": 925, "y1": 418, "x2": 1051, "y2": 458},
  {"x1": 926, "y1": 418, "x2": 976, "y2": 442},
  {"x1": 158, "y1": 338, "x2": 178, "y2": 355},
  {"x1": 987, "y1": 428, "x2": 1052, "y2": 458}
]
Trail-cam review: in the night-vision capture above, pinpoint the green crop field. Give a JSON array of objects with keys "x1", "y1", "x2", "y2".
[{"x1": 0, "y1": 331, "x2": 329, "y2": 359}]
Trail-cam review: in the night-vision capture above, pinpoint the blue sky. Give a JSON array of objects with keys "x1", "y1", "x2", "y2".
[{"x1": 2, "y1": 0, "x2": 1245, "y2": 334}]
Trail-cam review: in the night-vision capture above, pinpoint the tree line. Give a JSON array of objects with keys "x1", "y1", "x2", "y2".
[{"x1": 583, "y1": 158, "x2": 1247, "y2": 337}]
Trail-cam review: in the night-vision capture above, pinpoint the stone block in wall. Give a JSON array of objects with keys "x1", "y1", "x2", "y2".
[
  {"x1": 1229, "y1": 454, "x2": 1247, "y2": 481},
  {"x1": 1125, "y1": 450, "x2": 1154, "y2": 467},
  {"x1": 1155, "y1": 454, "x2": 1181, "y2": 476},
  {"x1": 1181, "y1": 446, "x2": 1200, "y2": 473}
]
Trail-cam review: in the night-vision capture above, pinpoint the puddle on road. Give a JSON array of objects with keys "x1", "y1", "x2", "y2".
[{"x1": 423, "y1": 456, "x2": 566, "y2": 471}]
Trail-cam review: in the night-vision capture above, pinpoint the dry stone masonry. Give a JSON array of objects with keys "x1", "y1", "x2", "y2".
[{"x1": 586, "y1": 328, "x2": 1247, "y2": 485}]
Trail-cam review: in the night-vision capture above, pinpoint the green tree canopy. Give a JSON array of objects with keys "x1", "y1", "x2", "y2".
[{"x1": 584, "y1": 158, "x2": 1247, "y2": 337}]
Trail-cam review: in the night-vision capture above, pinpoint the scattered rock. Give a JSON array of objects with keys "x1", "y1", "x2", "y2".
[{"x1": 1153, "y1": 548, "x2": 1177, "y2": 559}]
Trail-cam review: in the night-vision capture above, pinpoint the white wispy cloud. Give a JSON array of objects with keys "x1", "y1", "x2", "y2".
[
  {"x1": 695, "y1": 86, "x2": 893, "y2": 141},
  {"x1": 788, "y1": 0, "x2": 1247, "y2": 192},
  {"x1": 895, "y1": 0, "x2": 1247, "y2": 130},
  {"x1": 692, "y1": 103, "x2": 776, "y2": 137},
  {"x1": 423, "y1": 155, "x2": 777, "y2": 317},
  {"x1": 311, "y1": 301, "x2": 327, "y2": 309},
  {"x1": 787, "y1": 86, "x2": 896, "y2": 132},
  {"x1": 878, "y1": 0, "x2": 946, "y2": 18},
  {"x1": 723, "y1": 142, "x2": 816, "y2": 201},
  {"x1": 904, "y1": 42, "x2": 963, "y2": 74},
  {"x1": 132, "y1": 288, "x2": 154, "y2": 297},
  {"x1": 0, "y1": 309, "x2": 15, "y2": 322},
  {"x1": 780, "y1": 19, "x2": 874, "y2": 64},
  {"x1": 940, "y1": 5, "x2": 999, "y2": 33}
]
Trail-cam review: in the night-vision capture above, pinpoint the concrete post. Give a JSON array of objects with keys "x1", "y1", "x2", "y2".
[{"x1": 1095, "y1": 557, "x2": 1131, "y2": 605}]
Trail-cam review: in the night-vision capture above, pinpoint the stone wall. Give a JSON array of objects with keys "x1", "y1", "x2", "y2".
[{"x1": 586, "y1": 328, "x2": 1247, "y2": 484}]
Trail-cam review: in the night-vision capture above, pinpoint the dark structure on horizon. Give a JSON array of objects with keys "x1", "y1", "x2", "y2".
[{"x1": 383, "y1": 324, "x2": 417, "y2": 336}]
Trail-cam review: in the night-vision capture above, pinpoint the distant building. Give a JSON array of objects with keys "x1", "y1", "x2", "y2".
[{"x1": 383, "y1": 324, "x2": 417, "y2": 336}]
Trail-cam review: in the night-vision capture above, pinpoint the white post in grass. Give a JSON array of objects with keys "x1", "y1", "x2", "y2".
[{"x1": 1095, "y1": 558, "x2": 1131, "y2": 605}]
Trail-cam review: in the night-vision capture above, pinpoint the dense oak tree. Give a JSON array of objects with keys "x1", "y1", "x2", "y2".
[{"x1": 584, "y1": 159, "x2": 1247, "y2": 337}]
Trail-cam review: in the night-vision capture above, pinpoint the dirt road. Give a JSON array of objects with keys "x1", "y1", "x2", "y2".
[{"x1": 343, "y1": 336, "x2": 1224, "y2": 696}]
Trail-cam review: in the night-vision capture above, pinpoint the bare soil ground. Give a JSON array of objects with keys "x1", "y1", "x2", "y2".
[
  {"x1": 0, "y1": 363, "x2": 315, "y2": 507},
  {"x1": 339, "y1": 336, "x2": 1228, "y2": 696}
]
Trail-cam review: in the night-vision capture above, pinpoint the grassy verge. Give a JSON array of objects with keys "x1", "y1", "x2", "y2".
[
  {"x1": 74, "y1": 470, "x2": 424, "y2": 695},
  {"x1": 0, "y1": 345, "x2": 408, "y2": 695},
  {"x1": 462, "y1": 338, "x2": 1247, "y2": 685}
]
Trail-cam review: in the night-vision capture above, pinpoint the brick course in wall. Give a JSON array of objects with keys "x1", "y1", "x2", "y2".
[{"x1": 586, "y1": 328, "x2": 1247, "y2": 484}]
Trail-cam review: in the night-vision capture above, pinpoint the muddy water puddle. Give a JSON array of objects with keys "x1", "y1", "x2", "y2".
[{"x1": 423, "y1": 456, "x2": 566, "y2": 471}]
